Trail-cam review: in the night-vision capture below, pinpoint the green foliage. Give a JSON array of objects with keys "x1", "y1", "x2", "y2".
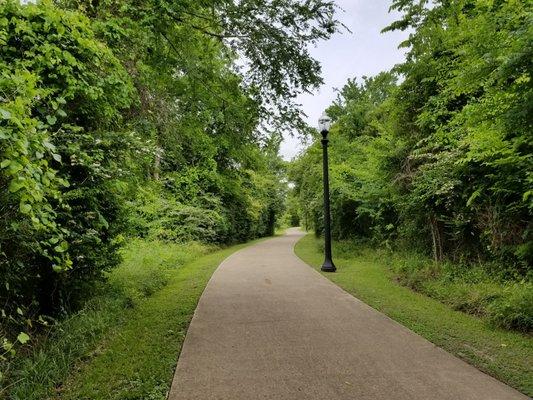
[
  {"x1": 58, "y1": 0, "x2": 341, "y2": 131},
  {"x1": 290, "y1": 72, "x2": 400, "y2": 243},
  {"x1": 489, "y1": 282, "x2": 533, "y2": 332},
  {"x1": 0, "y1": 0, "x2": 135, "y2": 361},
  {"x1": 283, "y1": 188, "x2": 301, "y2": 227},
  {"x1": 291, "y1": 5, "x2": 532, "y2": 258},
  {"x1": 4, "y1": 238, "x2": 214, "y2": 399},
  {"x1": 290, "y1": 1, "x2": 532, "y2": 333},
  {"x1": 126, "y1": 184, "x2": 229, "y2": 243},
  {"x1": 1, "y1": 0, "x2": 334, "y2": 387},
  {"x1": 385, "y1": 0, "x2": 533, "y2": 270},
  {"x1": 387, "y1": 250, "x2": 532, "y2": 332}
]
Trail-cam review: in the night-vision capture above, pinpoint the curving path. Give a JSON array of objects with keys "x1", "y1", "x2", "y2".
[{"x1": 168, "y1": 228, "x2": 528, "y2": 400}]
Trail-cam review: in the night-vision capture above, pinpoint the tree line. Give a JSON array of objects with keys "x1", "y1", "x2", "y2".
[
  {"x1": 290, "y1": 0, "x2": 531, "y2": 279},
  {"x1": 0, "y1": 0, "x2": 340, "y2": 355}
]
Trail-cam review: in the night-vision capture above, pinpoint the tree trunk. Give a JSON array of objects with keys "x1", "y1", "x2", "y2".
[
  {"x1": 153, "y1": 146, "x2": 162, "y2": 181},
  {"x1": 429, "y1": 214, "x2": 443, "y2": 262}
]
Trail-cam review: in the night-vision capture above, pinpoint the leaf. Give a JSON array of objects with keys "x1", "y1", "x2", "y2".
[
  {"x1": 43, "y1": 140, "x2": 56, "y2": 151},
  {"x1": 17, "y1": 332, "x2": 30, "y2": 344},
  {"x1": 52, "y1": 153, "x2": 62, "y2": 162},
  {"x1": 20, "y1": 203, "x2": 32, "y2": 214},
  {"x1": 0, "y1": 108, "x2": 11, "y2": 120},
  {"x1": 0, "y1": 159, "x2": 10, "y2": 168},
  {"x1": 52, "y1": 264, "x2": 63, "y2": 272},
  {"x1": 466, "y1": 189, "x2": 481, "y2": 207},
  {"x1": 46, "y1": 115, "x2": 57, "y2": 125},
  {"x1": 8, "y1": 161, "x2": 23, "y2": 173},
  {"x1": 54, "y1": 241, "x2": 68, "y2": 253},
  {"x1": 2, "y1": 340, "x2": 13, "y2": 352}
]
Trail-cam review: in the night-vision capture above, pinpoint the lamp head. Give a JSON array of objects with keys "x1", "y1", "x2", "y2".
[{"x1": 318, "y1": 112, "x2": 332, "y2": 134}]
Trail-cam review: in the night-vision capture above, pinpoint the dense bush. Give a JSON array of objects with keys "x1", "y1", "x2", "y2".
[
  {"x1": 488, "y1": 283, "x2": 533, "y2": 332},
  {"x1": 126, "y1": 185, "x2": 227, "y2": 243},
  {"x1": 0, "y1": 1, "x2": 136, "y2": 357}
]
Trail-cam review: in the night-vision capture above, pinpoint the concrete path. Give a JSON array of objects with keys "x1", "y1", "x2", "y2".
[{"x1": 168, "y1": 228, "x2": 528, "y2": 400}]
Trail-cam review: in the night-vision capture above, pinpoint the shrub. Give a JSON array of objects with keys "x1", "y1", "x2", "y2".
[
  {"x1": 386, "y1": 249, "x2": 532, "y2": 333},
  {"x1": 489, "y1": 283, "x2": 533, "y2": 332},
  {"x1": 4, "y1": 238, "x2": 212, "y2": 398},
  {"x1": 0, "y1": 0, "x2": 135, "y2": 354},
  {"x1": 126, "y1": 185, "x2": 229, "y2": 243}
]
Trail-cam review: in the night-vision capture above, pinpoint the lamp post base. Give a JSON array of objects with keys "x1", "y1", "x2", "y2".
[{"x1": 321, "y1": 258, "x2": 336, "y2": 273}]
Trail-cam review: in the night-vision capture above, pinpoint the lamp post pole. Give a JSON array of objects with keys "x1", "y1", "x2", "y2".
[{"x1": 318, "y1": 113, "x2": 336, "y2": 273}]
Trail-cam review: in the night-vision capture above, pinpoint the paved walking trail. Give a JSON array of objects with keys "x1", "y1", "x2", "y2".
[{"x1": 168, "y1": 228, "x2": 528, "y2": 400}]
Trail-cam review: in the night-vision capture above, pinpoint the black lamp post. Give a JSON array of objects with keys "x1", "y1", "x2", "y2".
[{"x1": 318, "y1": 112, "x2": 336, "y2": 273}]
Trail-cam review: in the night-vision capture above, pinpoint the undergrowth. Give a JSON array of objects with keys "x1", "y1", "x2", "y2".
[
  {"x1": 321, "y1": 239, "x2": 532, "y2": 333},
  {"x1": 384, "y1": 250, "x2": 532, "y2": 332},
  {"x1": 3, "y1": 239, "x2": 213, "y2": 399}
]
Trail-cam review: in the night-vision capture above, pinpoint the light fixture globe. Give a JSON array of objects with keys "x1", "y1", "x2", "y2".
[{"x1": 318, "y1": 112, "x2": 332, "y2": 133}]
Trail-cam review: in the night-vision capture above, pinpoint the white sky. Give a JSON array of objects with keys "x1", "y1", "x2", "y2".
[{"x1": 279, "y1": 0, "x2": 410, "y2": 160}]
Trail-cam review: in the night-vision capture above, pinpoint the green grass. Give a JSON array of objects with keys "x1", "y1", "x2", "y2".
[
  {"x1": 294, "y1": 233, "x2": 533, "y2": 397},
  {"x1": 6, "y1": 238, "x2": 257, "y2": 400}
]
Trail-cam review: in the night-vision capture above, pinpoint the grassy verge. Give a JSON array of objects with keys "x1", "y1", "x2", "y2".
[
  {"x1": 387, "y1": 250, "x2": 532, "y2": 332},
  {"x1": 6, "y1": 238, "x2": 258, "y2": 400},
  {"x1": 294, "y1": 233, "x2": 533, "y2": 397}
]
